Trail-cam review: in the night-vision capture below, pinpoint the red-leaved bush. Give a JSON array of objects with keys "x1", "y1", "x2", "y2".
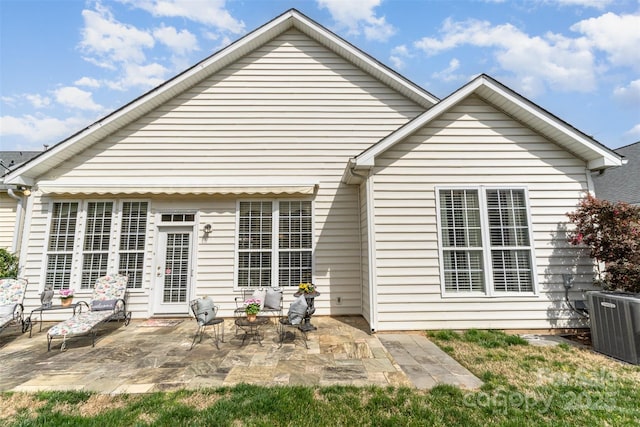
[{"x1": 567, "y1": 194, "x2": 640, "y2": 293}]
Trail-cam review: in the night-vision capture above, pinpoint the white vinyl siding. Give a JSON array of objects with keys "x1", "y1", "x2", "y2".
[
  {"x1": 0, "y1": 195, "x2": 17, "y2": 250},
  {"x1": 237, "y1": 200, "x2": 313, "y2": 288},
  {"x1": 438, "y1": 187, "x2": 534, "y2": 295}
]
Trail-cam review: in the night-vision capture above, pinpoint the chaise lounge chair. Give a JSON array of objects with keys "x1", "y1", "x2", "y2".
[
  {"x1": 47, "y1": 274, "x2": 131, "y2": 351},
  {"x1": 0, "y1": 278, "x2": 28, "y2": 337}
]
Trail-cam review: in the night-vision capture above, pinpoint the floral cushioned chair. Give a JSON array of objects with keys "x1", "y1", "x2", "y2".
[
  {"x1": 0, "y1": 278, "x2": 28, "y2": 336},
  {"x1": 47, "y1": 274, "x2": 131, "y2": 351}
]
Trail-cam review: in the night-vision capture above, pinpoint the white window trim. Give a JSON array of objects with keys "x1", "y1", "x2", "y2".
[
  {"x1": 42, "y1": 199, "x2": 150, "y2": 294},
  {"x1": 436, "y1": 185, "x2": 538, "y2": 298},
  {"x1": 234, "y1": 198, "x2": 314, "y2": 290}
]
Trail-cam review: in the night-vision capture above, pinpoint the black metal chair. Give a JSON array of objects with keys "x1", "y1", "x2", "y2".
[
  {"x1": 278, "y1": 296, "x2": 309, "y2": 349},
  {"x1": 189, "y1": 297, "x2": 224, "y2": 350}
]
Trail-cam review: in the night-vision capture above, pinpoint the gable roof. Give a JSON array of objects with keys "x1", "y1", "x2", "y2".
[
  {"x1": 4, "y1": 9, "x2": 438, "y2": 186},
  {"x1": 351, "y1": 74, "x2": 623, "y2": 172},
  {"x1": 592, "y1": 141, "x2": 640, "y2": 205}
]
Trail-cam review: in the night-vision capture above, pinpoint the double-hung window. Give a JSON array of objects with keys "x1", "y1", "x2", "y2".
[
  {"x1": 46, "y1": 202, "x2": 79, "y2": 290},
  {"x1": 45, "y1": 200, "x2": 148, "y2": 290},
  {"x1": 437, "y1": 187, "x2": 535, "y2": 295},
  {"x1": 237, "y1": 200, "x2": 312, "y2": 288}
]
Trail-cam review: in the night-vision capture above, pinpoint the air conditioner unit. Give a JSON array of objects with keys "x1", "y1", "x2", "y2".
[{"x1": 587, "y1": 291, "x2": 640, "y2": 365}]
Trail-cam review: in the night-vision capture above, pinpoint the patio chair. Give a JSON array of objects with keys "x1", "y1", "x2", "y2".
[
  {"x1": 0, "y1": 278, "x2": 28, "y2": 336},
  {"x1": 189, "y1": 296, "x2": 224, "y2": 350},
  {"x1": 278, "y1": 295, "x2": 309, "y2": 349},
  {"x1": 47, "y1": 274, "x2": 131, "y2": 351}
]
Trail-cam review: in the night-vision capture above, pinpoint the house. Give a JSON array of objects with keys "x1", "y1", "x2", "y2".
[
  {"x1": 592, "y1": 141, "x2": 639, "y2": 205},
  {"x1": 2, "y1": 9, "x2": 622, "y2": 331}
]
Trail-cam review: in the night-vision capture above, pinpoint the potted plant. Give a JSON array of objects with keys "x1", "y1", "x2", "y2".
[
  {"x1": 59, "y1": 289, "x2": 74, "y2": 307},
  {"x1": 298, "y1": 283, "x2": 315, "y2": 294},
  {"x1": 244, "y1": 298, "x2": 261, "y2": 322}
]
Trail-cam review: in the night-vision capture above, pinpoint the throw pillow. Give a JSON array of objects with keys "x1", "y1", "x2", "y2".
[
  {"x1": 91, "y1": 299, "x2": 118, "y2": 311},
  {"x1": 264, "y1": 288, "x2": 282, "y2": 310},
  {"x1": 288, "y1": 295, "x2": 308, "y2": 325},
  {"x1": 251, "y1": 289, "x2": 266, "y2": 310},
  {"x1": 195, "y1": 297, "x2": 217, "y2": 324}
]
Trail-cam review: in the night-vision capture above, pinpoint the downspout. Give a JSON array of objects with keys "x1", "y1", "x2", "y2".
[
  {"x1": 6, "y1": 188, "x2": 25, "y2": 254},
  {"x1": 349, "y1": 162, "x2": 377, "y2": 333}
]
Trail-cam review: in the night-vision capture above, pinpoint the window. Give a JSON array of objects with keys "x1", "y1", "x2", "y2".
[
  {"x1": 438, "y1": 188, "x2": 534, "y2": 295},
  {"x1": 119, "y1": 202, "x2": 148, "y2": 289},
  {"x1": 237, "y1": 200, "x2": 312, "y2": 288},
  {"x1": 81, "y1": 202, "x2": 113, "y2": 289},
  {"x1": 45, "y1": 200, "x2": 148, "y2": 290},
  {"x1": 46, "y1": 202, "x2": 79, "y2": 290}
]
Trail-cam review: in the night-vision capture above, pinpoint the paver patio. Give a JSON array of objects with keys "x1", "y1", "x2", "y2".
[{"x1": 0, "y1": 316, "x2": 481, "y2": 393}]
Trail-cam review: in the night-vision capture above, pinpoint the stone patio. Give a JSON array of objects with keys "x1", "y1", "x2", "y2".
[{"x1": 0, "y1": 316, "x2": 481, "y2": 393}]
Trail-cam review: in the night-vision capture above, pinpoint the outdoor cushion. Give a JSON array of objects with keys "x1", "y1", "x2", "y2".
[
  {"x1": 0, "y1": 304, "x2": 14, "y2": 327},
  {"x1": 288, "y1": 295, "x2": 307, "y2": 325},
  {"x1": 47, "y1": 311, "x2": 114, "y2": 338},
  {"x1": 0, "y1": 278, "x2": 26, "y2": 305},
  {"x1": 0, "y1": 304, "x2": 13, "y2": 318},
  {"x1": 264, "y1": 289, "x2": 282, "y2": 310},
  {"x1": 195, "y1": 297, "x2": 216, "y2": 325},
  {"x1": 91, "y1": 299, "x2": 118, "y2": 311},
  {"x1": 251, "y1": 289, "x2": 266, "y2": 310}
]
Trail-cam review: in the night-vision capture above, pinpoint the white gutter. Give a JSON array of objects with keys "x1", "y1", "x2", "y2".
[{"x1": 6, "y1": 189, "x2": 24, "y2": 253}]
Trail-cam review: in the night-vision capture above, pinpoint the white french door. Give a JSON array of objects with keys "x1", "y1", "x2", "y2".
[{"x1": 153, "y1": 226, "x2": 194, "y2": 314}]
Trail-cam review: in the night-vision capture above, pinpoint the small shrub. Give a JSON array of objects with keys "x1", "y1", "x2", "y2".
[
  {"x1": 567, "y1": 194, "x2": 640, "y2": 292},
  {"x1": 0, "y1": 249, "x2": 19, "y2": 278}
]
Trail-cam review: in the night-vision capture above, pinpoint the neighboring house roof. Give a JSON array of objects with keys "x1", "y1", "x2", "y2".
[
  {"x1": 592, "y1": 141, "x2": 640, "y2": 205},
  {"x1": 1, "y1": 152, "x2": 41, "y2": 190},
  {"x1": 1, "y1": 151, "x2": 41, "y2": 175},
  {"x1": 3, "y1": 8, "x2": 438, "y2": 187},
  {"x1": 350, "y1": 75, "x2": 622, "y2": 174}
]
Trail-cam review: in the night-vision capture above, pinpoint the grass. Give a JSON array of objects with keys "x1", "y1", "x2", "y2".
[{"x1": 2, "y1": 329, "x2": 639, "y2": 426}]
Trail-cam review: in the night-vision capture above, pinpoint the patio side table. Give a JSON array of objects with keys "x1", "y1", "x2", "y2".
[
  {"x1": 234, "y1": 316, "x2": 269, "y2": 346},
  {"x1": 25, "y1": 303, "x2": 82, "y2": 337}
]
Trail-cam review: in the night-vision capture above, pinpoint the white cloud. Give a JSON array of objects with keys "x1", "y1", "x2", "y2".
[
  {"x1": 413, "y1": 18, "x2": 597, "y2": 95},
  {"x1": 625, "y1": 123, "x2": 640, "y2": 138},
  {"x1": 53, "y1": 87, "x2": 103, "y2": 111},
  {"x1": 542, "y1": 0, "x2": 614, "y2": 9},
  {"x1": 317, "y1": 0, "x2": 396, "y2": 42},
  {"x1": 153, "y1": 25, "x2": 199, "y2": 55},
  {"x1": 431, "y1": 58, "x2": 464, "y2": 83},
  {"x1": 79, "y1": 4, "x2": 155, "y2": 67},
  {"x1": 613, "y1": 79, "x2": 640, "y2": 106},
  {"x1": 75, "y1": 77, "x2": 101, "y2": 88},
  {"x1": 389, "y1": 45, "x2": 411, "y2": 69},
  {"x1": 120, "y1": 0, "x2": 245, "y2": 33},
  {"x1": 571, "y1": 13, "x2": 640, "y2": 70},
  {"x1": 25, "y1": 94, "x2": 51, "y2": 109},
  {"x1": 105, "y1": 62, "x2": 168, "y2": 91},
  {"x1": 0, "y1": 114, "x2": 91, "y2": 143}
]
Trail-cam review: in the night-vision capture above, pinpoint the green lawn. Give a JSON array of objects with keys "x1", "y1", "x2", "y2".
[{"x1": 2, "y1": 330, "x2": 639, "y2": 426}]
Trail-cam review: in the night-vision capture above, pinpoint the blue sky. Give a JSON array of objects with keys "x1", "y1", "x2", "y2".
[{"x1": 1, "y1": 0, "x2": 639, "y2": 152}]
